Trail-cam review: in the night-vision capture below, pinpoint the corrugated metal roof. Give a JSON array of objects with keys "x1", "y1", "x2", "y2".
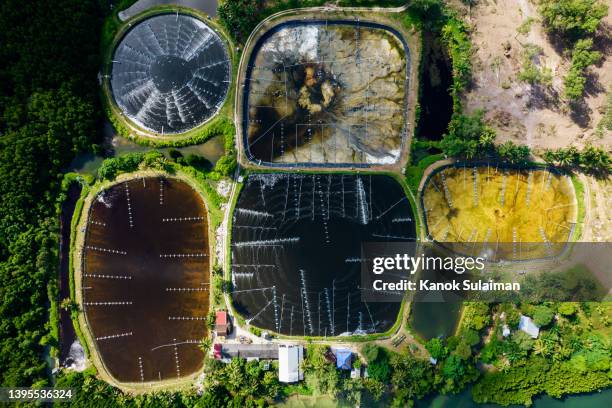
[{"x1": 279, "y1": 344, "x2": 303, "y2": 383}]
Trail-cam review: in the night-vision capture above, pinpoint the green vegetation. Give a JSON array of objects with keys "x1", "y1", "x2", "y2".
[
  {"x1": 441, "y1": 16, "x2": 472, "y2": 112},
  {"x1": 496, "y1": 141, "x2": 531, "y2": 164},
  {"x1": 405, "y1": 0, "x2": 472, "y2": 112},
  {"x1": 538, "y1": 0, "x2": 608, "y2": 41},
  {"x1": 440, "y1": 110, "x2": 496, "y2": 159},
  {"x1": 56, "y1": 362, "x2": 277, "y2": 407},
  {"x1": 563, "y1": 38, "x2": 601, "y2": 100},
  {"x1": 517, "y1": 44, "x2": 553, "y2": 86},
  {"x1": 405, "y1": 152, "x2": 445, "y2": 192},
  {"x1": 543, "y1": 145, "x2": 610, "y2": 175},
  {"x1": 517, "y1": 17, "x2": 536, "y2": 35},
  {"x1": 434, "y1": 110, "x2": 533, "y2": 163},
  {"x1": 472, "y1": 302, "x2": 611, "y2": 406},
  {"x1": 218, "y1": 0, "x2": 406, "y2": 43},
  {"x1": 0, "y1": 0, "x2": 101, "y2": 387},
  {"x1": 201, "y1": 358, "x2": 281, "y2": 404},
  {"x1": 218, "y1": 0, "x2": 264, "y2": 43},
  {"x1": 94, "y1": 150, "x2": 227, "y2": 228},
  {"x1": 596, "y1": 86, "x2": 612, "y2": 136},
  {"x1": 537, "y1": 0, "x2": 608, "y2": 100}
]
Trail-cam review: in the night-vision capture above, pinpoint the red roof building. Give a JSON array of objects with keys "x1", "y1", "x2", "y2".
[{"x1": 215, "y1": 310, "x2": 231, "y2": 336}]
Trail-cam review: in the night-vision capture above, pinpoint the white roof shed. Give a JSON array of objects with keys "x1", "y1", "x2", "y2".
[
  {"x1": 278, "y1": 344, "x2": 304, "y2": 383},
  {"x1": 519, "y1": 315, "x2": 540, "y2": 339}
]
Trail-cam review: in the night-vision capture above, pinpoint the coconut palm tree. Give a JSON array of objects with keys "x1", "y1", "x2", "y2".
[
  {"x1": 533, "y1": 339, "x2": 548, "y2": 356},
  {"x1": 199, "y1": 337, "x2": 212, "y2": 354},
  {"x1": 479, "y1": 127, "x2": 496, "y2": 148}
]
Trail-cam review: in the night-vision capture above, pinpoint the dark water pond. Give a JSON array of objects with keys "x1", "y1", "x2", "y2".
[
  {"x1": 82, "y1": 177, "x2": 209, "y2": 382},
  {"x1": 410, "y1": 300, "x2": 461, "y2": 340},
  {"x1": 59, "y1": 183, "x2": 82, "y2": 365},
  {"x1": 110, "y1": 13, "x2": 230, "y2": 134},
  {"x1": 417, "y1": 387, "x2": 612, "y2": 408},
  {"x1": 417, "y1": 32, "x2": 453, "y2": 141},
  {"x1": 409, "y1": 244, "x2": 462, "y2": 340},
  {"x1": 231, "y1": 174, "x2": 416, "y2": 336}
]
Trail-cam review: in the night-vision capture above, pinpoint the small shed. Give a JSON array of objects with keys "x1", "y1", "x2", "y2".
[
  {"x1": 335, "y1": 348, "x2": 352, "y2": 370},
  {"x1": 215, "y1": 310, "x2": 231, "y2": 336},
  {"x1": 213, "y1": 343, "x2": 223, "y2": 359},
  {"x1": 278, "y1": 344, "x2": 303, "y2": 383},
  {"x1": 519, "y1": 315, "x2": 540, "y2": 339}
]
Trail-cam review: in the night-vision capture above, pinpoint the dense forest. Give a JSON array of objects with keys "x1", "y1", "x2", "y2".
[{"x1": 0, "y1": 0, "x2": 101, "y2": 386}]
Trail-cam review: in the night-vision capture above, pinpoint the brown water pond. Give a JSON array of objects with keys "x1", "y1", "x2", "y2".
[{"x1": 82, "y1": 177, "x2": 209, "y2": 383}]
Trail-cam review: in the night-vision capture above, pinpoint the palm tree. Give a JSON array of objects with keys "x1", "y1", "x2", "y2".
[
  {"x1": 479, "y1": 127, "x2": 496, "y2": 148},
  {"x1": 580, "y1": 145, "x2": 610, "y2": 174},
  {"x1": 556, "y1": 149, "x2": 574, "y2": 168},
  {"x1": 542, "y1": 150, "x2": 556, "y2": 164},
  {"x1": 533, "y1": 339, "x2": 548, "y2": 356},
  {"x1": 226, "y1": 359, "x2": 244, "y2": 393},
  {"x1": 199, "y1": 338, "x2": 212, "y2": 354}
]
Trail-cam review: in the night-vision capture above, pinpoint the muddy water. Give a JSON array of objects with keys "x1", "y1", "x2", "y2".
[
  {"x1": 82, "y1": 177, "x2": 209, "y2": 383},
  {"x1": 244, "y1": 21, "x2": 409, "y2": 166}
]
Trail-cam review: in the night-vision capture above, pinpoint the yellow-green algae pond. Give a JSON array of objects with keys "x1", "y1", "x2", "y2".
[{"x1": 421, "y1": 165, "x2": 577, "y2": 261}]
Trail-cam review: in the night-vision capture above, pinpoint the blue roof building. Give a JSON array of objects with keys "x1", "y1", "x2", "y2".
[{"x1": 335, "y1": 348, "x2": 352, "y2": 370}]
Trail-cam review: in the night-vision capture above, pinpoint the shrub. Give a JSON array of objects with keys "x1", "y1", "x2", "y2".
[
  {"x1": 517, "y1": 44, "x2": 553, "y2": 86},
  {"x1": 564, "y1": 39, "x2": 601, "y2": 99},
  {"x1": 425, "y1": 338, "x2": 448, "y2": 360},
  {"x1": 558, "y1": 302, "x2": 578, "y2": 317},
  {"x1": 97, "y1": 153, "x2": 144, "y2": 180},
  {"x1": 532, "y1": 305, "x2": 554, "y2": 327},
  {"x1": 539, "y1": 0, "x2": 608, "y2": 40}
]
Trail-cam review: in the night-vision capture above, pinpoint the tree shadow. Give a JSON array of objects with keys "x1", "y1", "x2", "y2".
[
  {"x1": 526, "y1": 84, "x2": 560, "y2": 111},
  {"x1": 568, "y1": 99, "x2": 593, "y2": 128},
  {"x1": 543, "y1": 30, "x2": 572, "y2": 58},
  {"x1": 584, "y1": 70, "x2": 605, "y2": 98},
  {"x1": 592, "y1": 22, "x2": 612, "y2": 60}
]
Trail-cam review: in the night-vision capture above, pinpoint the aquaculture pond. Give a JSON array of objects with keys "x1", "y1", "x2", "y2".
[
  {"x1": 421, "y1": 165, "x2": 577, "y2": 261},
  {"x1": 110, "y1": 13, "x2": 230, "y2": 134},
  {"x1": 231, "y1": 174, "x2": 416, "y2": 336},
  {"x1": 243, "y1": 20, "x2": 410, "y2": 166},
  {"x1": 82, "y1": 177, "x2": 209, "y2": 382}
]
